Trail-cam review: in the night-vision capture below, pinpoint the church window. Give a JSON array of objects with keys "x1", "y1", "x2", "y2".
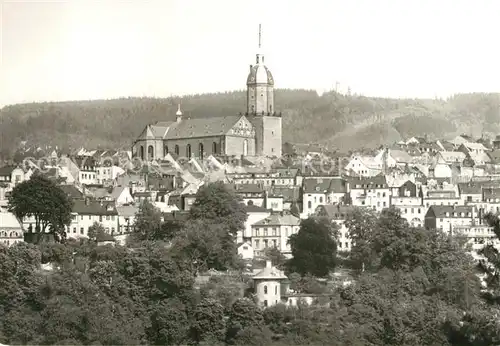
[
  {"x1": 164, "y1": 146, "x2": 168, "y2": 156},
  {"x1": 174, "y1": 145, "x2": 179, "y2": 155},
  {"x1": 212, "y1": 142, "x2": 218, "y2": 154},
  {"x1": 198, "y1": 143, "x2": 204, "y2": 160},
  {"x1": 140, "y1": 146, "x2": 144, "y2": 160},
  {"x1": 148, "y1": 145, "x2": 154, "y2": 160},
  {"x1": 243, "y1": 139, "x2": 248, "y2": 156},
  {"x1": 186, "y1": 144, "x2": 192, "y2": 159},
  {"x1": 264, "y1": 285, "x2": 268, "y2": 294},
  {"x1": 308, "y1": 201, "x2": 312, "y2": 209}
]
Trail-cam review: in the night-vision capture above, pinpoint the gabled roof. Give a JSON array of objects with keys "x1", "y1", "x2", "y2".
[
  {"x1": 252, "y1": 212, "x2": 300, "y2": 227},
  {"x1": 268, "y1": 186, "x2": 301, "y2": 202},
  {"x1": 488, "y1": 150, "x2": 500, "y2": 164},
  {"x1": 253, "y1": 265, "x2": 288, "y2": 280},
  {"x1": 457, "y1": 183, "x2": 482, "y2": 195},
  {"x1": 59, "y1": 185, "x2": 84, "y2": 199},
  {"x1": 316, "y1": 204, "x2": 355, "y2": 219},
  {"x1": 426, "y1": 205, "x2": 473, "y2": 218},
  {"x1": 438, "y1": 151, "x2": 466, "y2": 163},
  {"x1": 73, "y1": 199, "x2": 118, "y2": 215},
  {"x1": 389, "y1": 149, "x2": 412, "y2": 163},
  {"x1": 165, "y1": 115, "x2": 243, "y2": 139},
  {"x1": 0, "y1": 166, "x2": 15, "y2": 176}
]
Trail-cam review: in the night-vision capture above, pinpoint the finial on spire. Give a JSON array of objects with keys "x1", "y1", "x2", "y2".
[
  {"x1": 258, "y1": 24, "x2": 262, "y2": 49},
  {"x1": 176, "y1": 103, "x2": 182, "y2": 116}
]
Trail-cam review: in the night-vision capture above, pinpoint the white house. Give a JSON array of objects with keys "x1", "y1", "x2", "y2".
[
  {"x1": 344, "y1": 155, "x2": 382, "y2": 177},
  {"x1": 251, "y1": 212, "x2": 300, "y2": 258},
  {"x1": 0, "y1": 204, "x2": 24, "y2": 247},
  {"x1": 349, "y1": 175, "x2": 390, "y2": 212}
]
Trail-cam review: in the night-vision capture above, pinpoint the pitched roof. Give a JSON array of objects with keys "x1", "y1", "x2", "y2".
[
  {"x1": 72, "y1": 199, "x2": 118, "y2": 215},
  {"x1": 59, "y1": 185, "x2": 84, "y2": 199},
  {"x1": 253, "y1": 265, "x2": 288, "y2": 280},
  {"x1": 0, "y1": 166, "x2": 15, "y2": 176},
  {"x1": 457, "y1": 183, "x2": 482, "y2": 195},
  {"x1": 165, "y1": 115, "x2": 242, "y2": 139},
  {"x1": 303, "y1": 177, "x2": 335, "y2": 194},
  {"x1": 268, "y1": 186, "x2": 300, "y2": 202},
  {"x1": 252, "y1": 213, "x2": 300, "y2": 227},
  {"x1": 438, "y1": 151, "x2": 466, "y2": 163},
  {"x1": 426, "y1": 205, "x2": 473, "y2": 218},
  {"x1": 389, "y1": 149, "x2": 412, "y2": 163},
  {"x1": 316, "y1": 204, "x2": 355, "y2": 219}
]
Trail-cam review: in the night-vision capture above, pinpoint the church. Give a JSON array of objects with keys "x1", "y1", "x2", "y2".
[{"x1": 132, "y1": 26, "x2": 282, "y2": 161}]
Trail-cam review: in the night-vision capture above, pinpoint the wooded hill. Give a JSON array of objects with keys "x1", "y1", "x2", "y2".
[{"x1": 0, "y1": 90, "x2": 499, "y2": 158}]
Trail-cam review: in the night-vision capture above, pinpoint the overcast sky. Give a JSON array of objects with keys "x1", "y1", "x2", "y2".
[{"x1": 1, "y1": 0, "x2": 500, "y2": 107}]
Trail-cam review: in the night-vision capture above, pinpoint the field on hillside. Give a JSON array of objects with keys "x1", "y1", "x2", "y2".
[{"x1": 0, "y1": 90, "x2": 499, "y2": 158}]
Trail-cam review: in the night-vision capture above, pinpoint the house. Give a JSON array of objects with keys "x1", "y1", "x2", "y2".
[
  {"x1": 96, "y1": 232, "x2": 116, "y2": 246},
  {"x1": 424, "y1": 205, "x2": 493, "y2": 242},
  {"x1": 0, "y1": 204, "x2": 24, "y2": 247},
  {"x1": 0, "y1": 166, "x2": 25, "y2": 190},
  {"x1": 268, "y1": 186, "x2": 301, "y2": 211},
  {"x1": 239, "y1": 203, "x2": 271, "y2": 244},
  {"x1": 252, "y1": 260, "x2": 288, "y2": 308},
  {"x1": 71, "y1": 156, "x2": 98, "y2": 185},
  {"x1": 315, "y1": 204, "x2": 355, "y2": 252},
  {"x1": 348, "y1": 175, "x2": 390, "y2": 212},
  {"x1": 111, "y1": 186, "x2": 134, "y2": 206},
  {"x1": 237, "y1": 242, "x2": 254, "y2": 260},
  {"x1": 231, "y1": 184, "x2": 266, "y2": 207},
  {"x1": 448, "y1": 134, "x2": 475, "y2": 147},
  {"x1": 344, "y1": 155, "x2": 382, "y2": 177},
  {"x1": 251, "y1": 212, "x2": 300, "y2": 258},
  {"x1": 458, "y1": 142, "x2": 489, "y2": 156},
  {"x1": 458, "y1": 183, "x2": 483, "y2": 204},
  {"x1": 68, "y1": 199, "x2": 119, "y2": 239},
  {"x1": 301, "y1": 177, "x2": 348, "y2": 217},
  {"x1": 390, "y1": 180, "x2": 424, "y2": 227},
  {"x1": 116, "y1": 205, "x2": 139, "y2": 243},
  {"x1": 375, "y1": 148, "x2": 412, "y2": 168}
]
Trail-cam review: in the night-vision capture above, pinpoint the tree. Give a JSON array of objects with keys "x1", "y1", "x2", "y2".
[
  {"x1": 344, "y1": 207, "x2": 378, "y2": 272},
  {"x1": 191, "y1": 298, "x2": 226, "y2": 344},
  {"x1": 225, "y1": 298, "x2": 271, "y2": 345},
  {"x1": 188, "y1": 182, "x2": 247, "y2": 237},
  {"x1": 263, "y1": 247, "x2": 287, "y2": 268},
  {"x1": 172, "y1": 219, "x2": 240, "y2": 272},
  {"x1": 130, "y1": 200, "x2": 163, "y2": 243},
  {"x1": 87, "y1": 222, "x2": 105, "y2": 242},
  {"x1": 479, "y1": 212, "x2": 500, "y2": 304},
  {"x1": 287, "y1": 217, "x2": 337, "y2": 277},
  {"x1": 8, "y1": 174, "x2": 73, "y2": 243}
]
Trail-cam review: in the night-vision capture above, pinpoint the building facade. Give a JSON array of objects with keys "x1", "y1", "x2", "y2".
[{"x1": 132, "y1": 26, "x2": 282, "y2": 160}]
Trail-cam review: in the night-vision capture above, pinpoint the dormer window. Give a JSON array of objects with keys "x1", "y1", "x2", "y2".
[{"x1": 445, "y1": 212, "x2": 450, "y2": 217}]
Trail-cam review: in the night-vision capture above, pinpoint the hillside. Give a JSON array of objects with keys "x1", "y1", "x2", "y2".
[{"x1": 0, "y1": 90, "x2": 499, "y2": 158}]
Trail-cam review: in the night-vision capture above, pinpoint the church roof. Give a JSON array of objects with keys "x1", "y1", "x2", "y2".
[{"x1": 164, "y1": 115, "x2": 242, "y2": 139}]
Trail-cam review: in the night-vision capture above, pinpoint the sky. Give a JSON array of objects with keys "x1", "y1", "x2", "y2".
[{"x1": 1, "y1": 0, "x2": 500, "y2": 107}]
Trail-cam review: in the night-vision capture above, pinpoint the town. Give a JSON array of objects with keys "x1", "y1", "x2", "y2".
[{"x1": 1, "y1": 22, "x2": 500, "y2": 346}]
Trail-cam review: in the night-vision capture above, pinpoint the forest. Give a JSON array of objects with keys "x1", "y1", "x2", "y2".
[
  {"x1": 0, "y1": 90, "x2": 499, "y2": 159},
  {"x1": 1, "y1": 179, "x2": 500, "y2": 345}
]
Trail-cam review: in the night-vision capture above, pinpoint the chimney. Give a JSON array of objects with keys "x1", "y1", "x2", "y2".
[{"x1": 265, "y1": 260, "x2": 272, "y2": 268}]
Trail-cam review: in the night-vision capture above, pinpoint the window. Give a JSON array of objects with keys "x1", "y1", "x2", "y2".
[
  {"x1": 275, "y1": 286, "x2": 278, "y2": 295},
  {"x1": 80, "y1": 228, "x2": 84, "y2": 234},
  {"x1": 80, "y1": 215, "x2": 83, "y2": 220},
  {"x1": 308, "y1": 201, "x2": 312, "y2": 209},
  {"x1": 263, "y1": 300, "x2": 268, "y2": 307},
  {"x1": 186, "y1": 144, "x2": 192, "y2": 159},
  {"x1": 212, "y1": 142, "x2": 218, "y2": 154},
  {"x1": 264, "y1": 285, "x2": 268, "y2": 294},
  {"x1": 198, "y1": 143, "x2": 204, "y2": 159},
  {"x1": 148, "y1": 145, "x2": 154, "y2": 159},
  {"x1": 174, "y1": 145, "x2": 179, "y2": 155},
  {"x1": 73, "y1": 227, "x2": 76, "y2": 233}
]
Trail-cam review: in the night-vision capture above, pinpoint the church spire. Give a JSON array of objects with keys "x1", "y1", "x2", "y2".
[{"x1": 256, "y1": 24, "x2": 264, "y2": 64}]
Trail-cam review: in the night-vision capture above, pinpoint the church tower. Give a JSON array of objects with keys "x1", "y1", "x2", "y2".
[{"x1": 247, "y1": 24, "x2": 282, "y2": 157}]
